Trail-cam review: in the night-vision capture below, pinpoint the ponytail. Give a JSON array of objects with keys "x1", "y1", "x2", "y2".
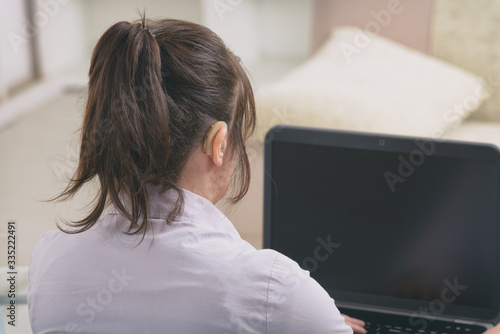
[{"x1": 55, "y1": 18, "x2": 178, "y2": 238}]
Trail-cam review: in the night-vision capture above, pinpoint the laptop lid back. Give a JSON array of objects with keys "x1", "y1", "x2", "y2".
[{"x1": 263, "y1": 126, "x2": 500, "y2": 323}]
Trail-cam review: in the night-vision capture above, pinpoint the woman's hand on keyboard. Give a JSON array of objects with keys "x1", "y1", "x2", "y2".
[{"x1": 341, "y1": 314, "x2": 367, "y2": 334}]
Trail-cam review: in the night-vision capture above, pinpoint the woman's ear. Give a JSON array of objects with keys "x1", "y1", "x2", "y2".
[{"x1": 210, "y1": 124, "x2": 227, "y2": 167}]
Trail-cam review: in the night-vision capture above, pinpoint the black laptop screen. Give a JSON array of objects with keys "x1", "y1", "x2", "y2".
[{"x1": 266, "y1": 131, "x2": 500, "y2": 318}]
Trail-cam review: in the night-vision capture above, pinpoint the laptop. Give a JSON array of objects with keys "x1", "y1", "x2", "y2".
[{"x1": 263, "y1": 125, "x2": 500, "y2": 333}]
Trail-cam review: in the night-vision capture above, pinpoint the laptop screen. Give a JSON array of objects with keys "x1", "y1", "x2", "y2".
[{"x1": 263, "y1": 126, "x2": 500, "y2": 321}]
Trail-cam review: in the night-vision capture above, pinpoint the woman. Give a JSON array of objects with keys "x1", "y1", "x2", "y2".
[
  {"x1": 27, "y1": 16, "x2": 499, "y2": 334},
  {"x1": 27, "y1": 17, "x2": 358, "y2": 333}
]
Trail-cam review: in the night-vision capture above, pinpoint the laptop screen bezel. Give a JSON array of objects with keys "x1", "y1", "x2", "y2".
[{"x1": 263, "y1": 125, "x2": 500, "y2": 322}]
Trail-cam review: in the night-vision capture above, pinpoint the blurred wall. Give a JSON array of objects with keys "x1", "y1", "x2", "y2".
[
  {"x1": 0, "y1": 1, "x2": 34, "y2": 98},
  {"x1": 81, "y1": 0, "x2": 203, "y2": 61},
  {"x1": 203, "y1": 0, "x2": 313, "y2": 67},
  {"x1": 311, "y1": 0, "x2": 433, "y2": 54},
  {"x1": 34, "y1": 0, "x2": 86, "y2": 78}
]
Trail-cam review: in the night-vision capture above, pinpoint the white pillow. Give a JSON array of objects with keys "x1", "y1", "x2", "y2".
[{"x1": 255, "y1": 27, "x2": 490, "y2": 142}]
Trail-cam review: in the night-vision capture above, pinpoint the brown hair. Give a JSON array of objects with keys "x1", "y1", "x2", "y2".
[{"x1": 55, "y1": 16, "x2": 256, "y2": 239}]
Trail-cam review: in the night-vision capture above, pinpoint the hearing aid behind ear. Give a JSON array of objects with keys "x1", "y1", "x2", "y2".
[{"x1": 202, "y1": 121, "x2": 227, "y2": 155}]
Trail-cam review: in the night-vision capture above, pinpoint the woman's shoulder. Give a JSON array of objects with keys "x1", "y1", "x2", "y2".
[
  {"x1": 32, "y1": 229, "x2": 64, "y2": 252},
  {"x1": 32, "y1": 227, "x2": 88, "y2": 248},
  {"x1": 252, "y1": 249, "x2": 352, "y2": 334},
  {"x1": 253, "y1": 249, "x2": 312, "y2": 296},
  {"x1": 246, "y1": 248, "x2": 309, "y2": 277},
  {"x1": 30, "y1": 226, "x2": 97, "y2": 267}
]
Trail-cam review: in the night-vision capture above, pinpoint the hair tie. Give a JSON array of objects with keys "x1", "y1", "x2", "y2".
[{"x1": 143, "y1": 26, "x2": 156, "y2": 38}]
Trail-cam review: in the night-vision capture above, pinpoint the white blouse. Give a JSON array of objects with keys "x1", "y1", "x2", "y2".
[{"x1": 28, "y1": 186, "x2": 352, "y2": 333}]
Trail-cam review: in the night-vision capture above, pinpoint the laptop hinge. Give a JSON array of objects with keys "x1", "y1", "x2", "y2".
[{"x1": 336, "y1": 302, "x2": 494, "y2": 329}]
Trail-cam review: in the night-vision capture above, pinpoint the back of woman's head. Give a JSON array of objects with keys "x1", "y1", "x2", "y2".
[{"x1": 57, "y1": 16, "x2": 256, "y2": 238}]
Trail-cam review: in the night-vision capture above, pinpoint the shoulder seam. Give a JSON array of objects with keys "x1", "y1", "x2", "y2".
[{"x1": 265, "y1": 252, "x2": 280, "y2": 334}]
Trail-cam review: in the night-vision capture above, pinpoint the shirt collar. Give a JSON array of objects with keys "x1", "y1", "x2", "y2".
[
  {"x1": 107, "y1": 184, "x2": 238, "y2": 233},
  {"x1": 146, "y1": 184, "x2": 226, "y2": 222}
]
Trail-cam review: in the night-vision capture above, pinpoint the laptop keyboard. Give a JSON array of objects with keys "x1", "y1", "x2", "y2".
[
  {"x1": 364, "y1": 322, "x2": 480, "y2": 334},
  {"x1": 338, "y1": 308, "x2": 488, "y2": 334}
]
